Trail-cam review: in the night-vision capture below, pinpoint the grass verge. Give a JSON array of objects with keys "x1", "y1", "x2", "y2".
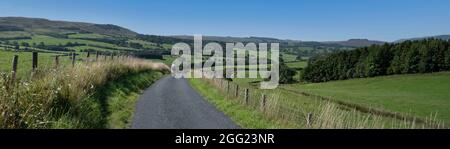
[
  {"x1": 188, "y1": 78, "x2": 291, "y2": 129},
  {"x1": 102, "y1": 71, "x2": 164, "y2": 128}
]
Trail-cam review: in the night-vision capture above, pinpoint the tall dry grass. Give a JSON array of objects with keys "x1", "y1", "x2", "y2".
[{"x1": 0, "y1": 57, "x2": 168, "y2": 128}]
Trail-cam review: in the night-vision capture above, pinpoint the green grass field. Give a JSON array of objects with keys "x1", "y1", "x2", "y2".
[
  {"x1": 15, "y1": 35, "x2": 114, "y2": 47},
  {"x1": 282, "y1": 53, "x2": 298, "y2": 62},
  {"x1": 285, "y1": 61, "x2": 307, "y2": 69},
  {"x1": 0, "y1": 50, "x2": 72, "y2": 77},
  {"x1": 283, "y1": 72, "x2": 450, "y2": 123},
  {"x1": 285, "y1": 60, "x2": 308, "y2": 81},
  {"x1": 11, "y1": 35, "x2": 138, "y2": 52},
  {"x1": 0, "y1": 31, "x2": 32, "y2": 39},
  {"x1": 128, "y1": 39, "x2": 161, "y2": 49},
  {"x1": 67, "y1": 45, "x2": 115, "y2": 52},
  {"x1": 68, "y1": 33, "x2": 110, "y2": 39}
]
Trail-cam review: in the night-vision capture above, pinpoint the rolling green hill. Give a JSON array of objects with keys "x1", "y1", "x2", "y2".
[
  {"x1": 0, "y1": 17, "x2": 137, "y2": 38},
  {"x1": 0, "y1": 17, "x2": 182, "y2": 65},
  {"x1": 0, "y1": 17, "x2": 180, "y2": 81}
]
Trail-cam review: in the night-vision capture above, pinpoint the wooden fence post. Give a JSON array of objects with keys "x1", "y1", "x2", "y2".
[
  {"x1": 54, "y1": 55, "x2": 59, "y2": 68},
  {"x1": 235, "y1": 85, "x2": 239, "y2": 97},
  {"x1": 87, "y1": 51, "x2": 90, "y2": 58},
  {"x1": 307, "y1": 113, "x2": 313, "y2": 127},
  {"x1": 261, "y1": 94, "x2": 267, "y2": 111},
  {"x1": 11, "y1": 55, "x2": 19, "y2": 85},
  {"x1": 245, "y1": 88, "x2": 249, "y2": 105},
  {"x1": 32, "y1": 52, "x2": 38, "y2": 71},
  {"x1": 96, "y1": 51, "x2": 99, "y2": 61},
  {"x1": 226, "y1": 81, "x2": 230, "y2": 94},
  {"x1": 71, "y1": 53, "x2": 76, "y2": 67}
]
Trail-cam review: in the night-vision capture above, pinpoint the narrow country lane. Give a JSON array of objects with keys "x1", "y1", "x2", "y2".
[{"x1": 131, "y1": 76, "x2": 240, "y2": 129}]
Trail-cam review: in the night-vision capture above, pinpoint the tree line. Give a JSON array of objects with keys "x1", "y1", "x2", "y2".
[{"x1": 302, "y1": 38, "x2": 450, "y2": 83}]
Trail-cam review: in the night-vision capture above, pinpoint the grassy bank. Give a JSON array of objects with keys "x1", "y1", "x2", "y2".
[
  {"x1": 188, "y1": 79, "x2": 288, "y2": 128},
  {"x1": 0, "y1": 57, "x2": 168, "y2": 128},
  {"x1": 103, "y1": 71, "x2": 164, "y2": 128}
]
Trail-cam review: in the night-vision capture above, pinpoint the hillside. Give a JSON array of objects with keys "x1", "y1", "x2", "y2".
[
  {"x1": 325, "y1": 39, "x2": 386, "y2": 47},
  {"x1": 0, "y1": 17, "x2": 137, "y2": 38},
  {"x1": 0, "y1": 17, "x2": 179, "y2": 59}
]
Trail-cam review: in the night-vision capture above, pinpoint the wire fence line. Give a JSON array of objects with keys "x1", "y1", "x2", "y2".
[
  {"x1": 203, "y1": 78, "x2": 315, "y2": 128},
  {"x1": 200, "y1": 78, "x2": 446, "y2": 129},
  {"x1": 4, "y1": 51, "x2": 133, "y2": 88}
]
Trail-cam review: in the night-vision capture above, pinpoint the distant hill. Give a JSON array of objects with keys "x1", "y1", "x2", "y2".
[
  {"x1": 0, "y1": 17, "x2": 173, "y2": 54},
  {"x1": 325, "y1": 39, "x2": 386, "y2": 47},
  {"x1": 0, "y1": 17, "x2": 137, "y2": 37},
  {"x1": 171, "y1": 35, "x2": 283, "y2": 43},
  {"x1": 171, "y1": 35, "x2": 385, "y2": 48},
  {"x1": 395, "y1": 35, "x2": 450, "y2": 43}
]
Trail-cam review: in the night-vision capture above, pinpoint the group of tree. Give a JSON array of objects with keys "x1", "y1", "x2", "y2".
[
  {"x1": 278, "y1": 57, "x2": 297, "y2": 84},
  {"x1": 63, "y1": 42, "x2": 86, "y2": 47},
  {"x1": 0, "y1": 36, "x2": 32, "y2": 41},
  {"x1": 136, "y1": 34, "x2": 190, "y2": 45},
  {"x1": 34, "y1": 42, "x2": 73, "y2": 52},
  {"x1": 0, "y1": 25, "x2": 24, "y2": 31},
  {"x1": 262, "y1": 56, "x2": 296, "y2": 84},
  {"x1": 302, "y1": 38, "x2": 450, "y2": 83}
]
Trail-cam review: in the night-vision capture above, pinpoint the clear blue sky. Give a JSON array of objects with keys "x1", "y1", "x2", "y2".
[{"x1": 0, "y1": 0, "x2": 449, "y2": 41}]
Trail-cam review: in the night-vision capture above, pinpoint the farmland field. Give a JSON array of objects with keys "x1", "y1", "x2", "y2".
[
  {"x1": 68, "y1": 33, "x2": 110, "y2": 39},
  {"x1": 0, "y1": 31, "x2": 32, "y2": 39},
  {"x1": 281, "y1": 53, "x2": 298, "y2": 62},
  {"x1": 285, "y1": 61, "x2": 307, "y2": 69},
  {"x1": 10, "y1": 35, "x2": 138, "y2": 52},
  {"x1": 282, "y1": 72, "x2": 450, "y2": 123},
  {"x1": 14, "y1": 35, "x2": 114, "y2": 47},
  {"x1": 0, "y1": 50, "x2": 72, "y2": 77}
]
